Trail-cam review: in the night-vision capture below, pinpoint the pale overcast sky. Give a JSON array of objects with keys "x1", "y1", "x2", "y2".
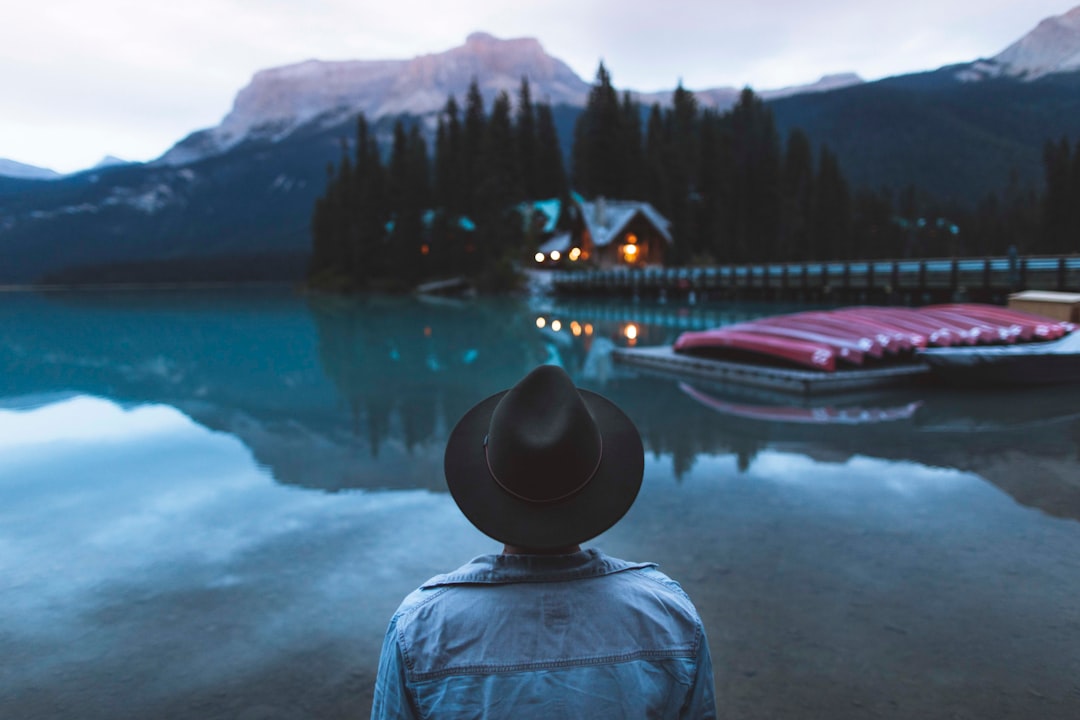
[{"x1": 0, "y1": 1, "x2": 1073, "y2": 174}]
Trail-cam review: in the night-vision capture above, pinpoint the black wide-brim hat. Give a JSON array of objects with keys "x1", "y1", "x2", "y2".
[{"x1": 444, "y1": 365, "x2": 644, "y2": 549}]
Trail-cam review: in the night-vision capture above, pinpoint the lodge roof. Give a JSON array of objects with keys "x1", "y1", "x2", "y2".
[{"x1": 578, "y1": 198, "x2": 673, "y2": 247}]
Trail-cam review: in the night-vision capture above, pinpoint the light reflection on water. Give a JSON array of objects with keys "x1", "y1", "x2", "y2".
[{"x1": 1, "y1": 289, "x2": 1079, "y2": 719}]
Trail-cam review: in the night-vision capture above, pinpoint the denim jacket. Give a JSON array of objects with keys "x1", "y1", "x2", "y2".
[{"x1": 371, "y1": 549, "x2": 717, "y2": 719}]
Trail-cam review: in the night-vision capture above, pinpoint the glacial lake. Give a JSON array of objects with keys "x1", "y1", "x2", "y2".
[{"x1": 1, "y1": 288, "x2": 1079, "y2": 720}]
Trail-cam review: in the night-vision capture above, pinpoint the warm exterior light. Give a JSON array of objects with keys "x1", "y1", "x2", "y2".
[
  {"x1": 536, "y1": 317, "x2": 546, "y2": 328},
  {"x1": 622, "y1": 244, "x2": 639, "y2": 263},
  {"x1": 624, "y1": 323, "x2": 639, "y2": 341},
  {"x1": 626, "y1": 233, "x2": 638, "y2": 245},
  {"x1": 569, "y1": 247, "x2": 582, "y2": 261},
  {"x1": 420, "y1": 244, "x2": 430, "y2": 255},
  {"x1": 584, "y1": 323, "x2": 594, "y2": 336},
  {"x1": 550, "y1": 250, "x2": 561, "y2": 261},
  {"x1": 534, "y1": 252, "x2": 545, "y2": 263},
  {"x1": 551, "y1": 320, "x2": 562, "y2": 332},
  {"x1": 570, "y1": 321, "x2": 582, "y2": 337}
]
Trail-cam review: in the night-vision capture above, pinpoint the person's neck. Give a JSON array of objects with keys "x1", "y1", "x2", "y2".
[{"x1": 502, "y1": 544, "x2": 582, "y2": 555}]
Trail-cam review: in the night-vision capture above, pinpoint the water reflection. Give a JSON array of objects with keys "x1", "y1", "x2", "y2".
[
  {"x1": 2, "y1": 290, "x2": 1080, "y2": 524},
  {"x1": 3, "y1": 290, "x2": 1080, "y2": 718}
]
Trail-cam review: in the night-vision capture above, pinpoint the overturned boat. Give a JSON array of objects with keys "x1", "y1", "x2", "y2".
[{"x1": 615, "y1": 303, "x2": 1078, "y2": 393}]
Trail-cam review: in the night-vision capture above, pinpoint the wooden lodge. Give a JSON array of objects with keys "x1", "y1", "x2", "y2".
[{"x1": 526, "y1": 195, "x2": 673, "y2": 270}]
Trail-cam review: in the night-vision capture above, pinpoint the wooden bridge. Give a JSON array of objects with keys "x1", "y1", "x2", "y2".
[{"x1": 550, "y1": 255, "x2": 1080, "y2": 305}]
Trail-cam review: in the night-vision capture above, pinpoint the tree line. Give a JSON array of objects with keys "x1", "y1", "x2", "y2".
[
  {"x1": 310, "y1": 64, "x2": 1079, "y2": 291},
  {"x1": 309, "y1": 78, "x2": 569, "y2": 291}
]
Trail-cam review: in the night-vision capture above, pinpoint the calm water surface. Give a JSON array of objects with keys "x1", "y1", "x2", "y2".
[{"x1": 1, "y1": 289, "x2": 1079, "y2": 720}]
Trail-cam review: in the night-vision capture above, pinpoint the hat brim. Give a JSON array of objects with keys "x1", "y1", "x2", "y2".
[{"x1": 444, "y1": 387, "x2": 644, "y2": 549}]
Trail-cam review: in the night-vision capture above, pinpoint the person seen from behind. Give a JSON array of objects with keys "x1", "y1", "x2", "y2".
[{"x1": 371, "y1": 364, "x2": 718, "y2": 718}]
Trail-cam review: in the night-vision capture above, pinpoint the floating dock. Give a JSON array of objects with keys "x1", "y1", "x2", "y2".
[{"x1": 613, "y1": 345, "x2": 931, "y2": 395}]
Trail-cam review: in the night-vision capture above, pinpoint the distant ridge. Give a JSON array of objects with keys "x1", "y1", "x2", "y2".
[{"x1": 0, "y1": 158, "x2": 60, "y2": 180}]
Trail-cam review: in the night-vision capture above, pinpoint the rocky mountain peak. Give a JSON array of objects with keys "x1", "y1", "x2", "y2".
[
  {"x1": 158, "y1": 33, "x2": 587, "y2": 166},
  {"x1": 962, "y1": 4, "x2": 1080, "y2": 80},
  {"x1": 994, "y1": 5, "x2": 1080, "y2": 78}
]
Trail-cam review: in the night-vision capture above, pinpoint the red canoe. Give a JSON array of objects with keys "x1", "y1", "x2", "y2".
[{"x1": 674, "y1": 327, "x2": 837, "y2": 371}]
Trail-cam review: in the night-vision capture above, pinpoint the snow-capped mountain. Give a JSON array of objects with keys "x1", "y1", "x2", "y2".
[
  {"x1": 0, "y1": 158, "x2": 61, "y2": 180},
  {"x1": 957, "y1": 5, "x2": 1080, "y2": 81},
  {"x1": 158, "y1": 32, "x2": 862, "y2": 167},
  {"x1": 159, "y1": 32, "x2": 590, "y2": 166}
]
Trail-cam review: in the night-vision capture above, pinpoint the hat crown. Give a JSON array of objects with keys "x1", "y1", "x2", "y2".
[{"x1": 486, "y1": 365, "x2": 602, "y2": 503}]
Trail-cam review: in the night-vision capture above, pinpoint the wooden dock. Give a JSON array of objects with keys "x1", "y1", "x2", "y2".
[
  {"x1": 613, "y1": 346, "x2": 931, "y2": 395},
  {"x1": 554, "y1": 255, "x2": 1080, "y2": 305}
]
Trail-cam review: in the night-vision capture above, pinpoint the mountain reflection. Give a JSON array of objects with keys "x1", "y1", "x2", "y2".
[{"x1": 1, "y1": 290, "x2": 1079, "y2": 522}]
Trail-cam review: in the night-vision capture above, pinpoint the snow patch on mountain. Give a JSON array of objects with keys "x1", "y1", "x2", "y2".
[{"x1": 958, "y1": 5, "x2": 1080, "y2": 81}]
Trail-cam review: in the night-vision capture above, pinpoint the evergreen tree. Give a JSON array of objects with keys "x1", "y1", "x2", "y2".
[
  {"x1": 352, "y1": 114, "x2": 387, "y2": 283},
  {"x1": 618, "y1": 91, "x2": 645, "y2": 199},
  {"x1": 812, "y1": 145, "x2": 852, "y2": 260},
  {"x1": 727, "y1": 88, "x2": 782, "y2": 262},
  {"x1": 1042, "y1": 137, "x2": 1074, "y2": 253},
  {"x1": 852, "y1": 188, "x2": 903, "y2": 259},
  {"x1": 781, "y1": 129, "x2": 814, "y2": 261},
  {"x1": 644, "y1": 104, "x2": 671, "y2": 217},
  {"x1": 475, "y1": 91, "x2": 521, "y2": 269},
  {"x1": 572, "y1": 62, "x2": 623, "y2": 197},
  {"x1": 534, "y1": 102, "x2": 568, "y2": 199},
  {"x1": 696, "y1": 110, "x2": 732, "y2": 263},
  {"x1": 516, "y1": 77, "x2": 539, "y2": 198},
  {"x1": 667, "y1": 83, "x2": 701, "y2": 262},
  {"x1": 462, "y1": 80, "x2": 487, "y2": 218},
  {"x1": 387, "y1": 121, "x2": 413, "y2": 278},
  {"x1": 1070, "y1": 141, "x2": 1080, "y2": 252}
]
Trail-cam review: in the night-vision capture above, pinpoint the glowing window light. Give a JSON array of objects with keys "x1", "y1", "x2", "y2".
[
  {"x1": 551, "y1": 320, "x2": 562, "y2": 332},
  {"x1": 550, "y1": 250, "x2": 561, "y2": 261},
  {"x1": 568, "y1": 247, "x2": 582, "y2": 261},
  {"x1": 420, "y1": 244, "x2": 430, "y2": 255},
  {"x1": 570, "y1": 321, "x2": 582, "y2": 336},
  {"x1": 534, "y1": 252, "x2": 545, "y2": 263},
  {"x1": 626, "y1": 233, "x2": 638, "y2": 245},
  {"x1": 584, "y1": 323, "x2": 594, "y2": 336},
  {"x1": 622, "y1": 244, "x2": 639, "y2": 263},
  {"x1": 536, "y1": 317, "x2": 546, "y2": 328},
  {"x1": 624, "y1": 323, "x2": 639, "y2": 341}
]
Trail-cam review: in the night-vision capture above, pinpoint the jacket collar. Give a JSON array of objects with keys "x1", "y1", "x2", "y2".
[{"x1": 421, "y1": 548, "x2": 655, "y2": 588}]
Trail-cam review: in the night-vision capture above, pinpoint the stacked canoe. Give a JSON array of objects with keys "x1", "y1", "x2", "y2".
[{"x1": 673, "y1": 304, "x2": 1076, "y2": 373}]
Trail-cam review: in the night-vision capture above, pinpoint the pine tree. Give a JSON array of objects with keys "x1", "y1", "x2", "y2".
[
  {"x1": 475, "y1": 91, "x2": 520, "y2": 268},
  {"x1": 618, "y1": 91, "x2": 645, "y2": 199},
  {"x1": 667, "y1": 82, "x2": 701, "y2": 261},
  {"x1": 696, "y1": 110, "x2": 731, "y2": 263},
  {"x1": 727, "y1": 88, "x2": 781, "y2": 262},
  {"x1": 534, "y1": 102, "x2": 567, "y2": 199},
  {"x1": 1041, "y1": 137, "x2": 1072, "y2": 253},
  {"x1": 516, "y1": 77, "x2": 538, "y2": 199},
  {"x1": 1070, "y1": 140, "x2": 1080, "y2": 252},
  {"x1": 462, "y1": 80, "x2": 487, "y2": 218},
  {"x1": 572, "y1": 62, "x2": 623, "y2": 197},
  {"x1": 781, "y1": 129, "x2": 814, "y2": 261},
  {"x1": 812, "y1": 145, "x2": 852, "y2": 260},
  {"x1": 644, "y1": 104, "x2": 671, "y2": 217}
]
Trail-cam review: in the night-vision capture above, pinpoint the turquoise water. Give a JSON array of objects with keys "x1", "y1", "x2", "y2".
[{"x1": 1, "y1": 289, "x2": 1079, "y2": 719}]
